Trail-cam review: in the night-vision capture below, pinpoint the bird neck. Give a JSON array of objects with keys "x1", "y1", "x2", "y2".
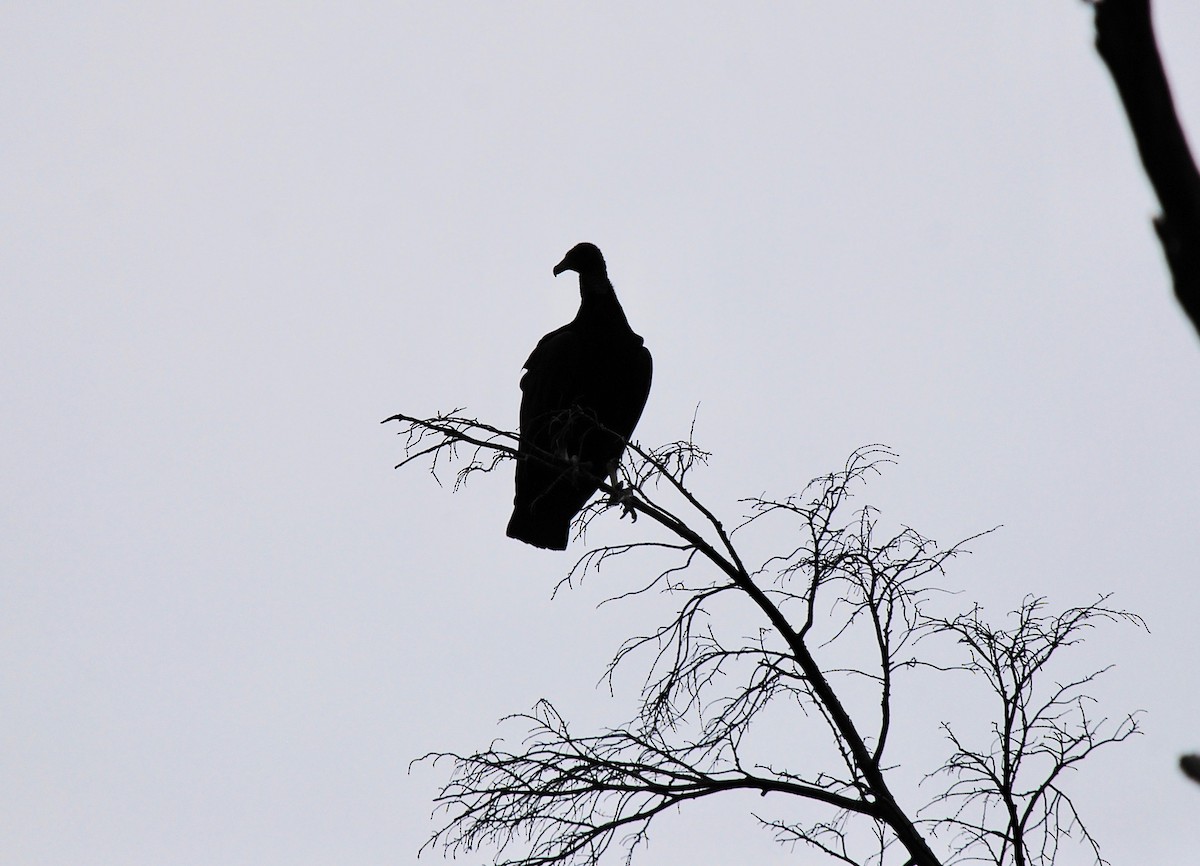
[{"x1": 576, "y1": 271, "x2": 630, "y2": 326}]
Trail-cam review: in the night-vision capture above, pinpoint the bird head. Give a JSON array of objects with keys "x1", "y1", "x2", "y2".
[{"x1": 553, "y1": 242, "x2": 606, "y2": 277}]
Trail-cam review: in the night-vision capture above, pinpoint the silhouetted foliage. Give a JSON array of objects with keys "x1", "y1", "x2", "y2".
[{"x1": 386, "y1": 411, "x2": 1144, "y2": 866}]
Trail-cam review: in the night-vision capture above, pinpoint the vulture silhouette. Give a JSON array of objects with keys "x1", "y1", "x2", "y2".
[{"x1": 506, "y1": 243, "x2": 653, "y2": 550}]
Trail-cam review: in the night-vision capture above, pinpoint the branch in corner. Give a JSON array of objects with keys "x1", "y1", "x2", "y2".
[{"x1": 1091, "y1": 0, "x2": 1200, "y2": 339}]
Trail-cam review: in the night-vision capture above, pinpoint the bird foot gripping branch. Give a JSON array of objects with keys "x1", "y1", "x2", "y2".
[{"x1": 605, "y1": 474, "x2": 640, "y2": 524}]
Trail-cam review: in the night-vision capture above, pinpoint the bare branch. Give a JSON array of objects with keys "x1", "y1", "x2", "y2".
[
  {"x1": 921, "y1": 596, "x2": 1147, "y2": 866},
  {"x1": 390, "y1": 411, "x2": 1142, "y2": 866},
  {"x1": 417, "y1": 700, "x2": 876, "y2": 866},
  {"x1": 1090, "y1": 0, "x2": 1200, "y2": 340}
]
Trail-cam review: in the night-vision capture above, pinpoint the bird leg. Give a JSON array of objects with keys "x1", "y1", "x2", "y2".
[
  {"x1": 605, "y1": 461, "x2": 638, "y2": 523},
  {"x1": 552, "y1": 443, "x2": 585, "y2": 479}
]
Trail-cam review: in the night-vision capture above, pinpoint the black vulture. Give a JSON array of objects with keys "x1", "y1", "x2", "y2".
[{"x1": 506, "y1": 243, "x2": 653, "y2": 550}]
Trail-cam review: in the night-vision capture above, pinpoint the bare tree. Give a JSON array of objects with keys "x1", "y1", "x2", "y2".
[{"x1": 387, "y1": 410, "x2": 1143, "y2": 866}]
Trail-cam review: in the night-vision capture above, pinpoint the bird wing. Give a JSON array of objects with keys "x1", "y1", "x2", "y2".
[
  {"x1": 519, "y1": 325, "x2": 582, "y2": 441},
  {"x1": 599, "y1": 340, "x2": 652, "y2": 447},
  {"x1": 626, "y1": 344, "x2": 653, "y2": 437}
]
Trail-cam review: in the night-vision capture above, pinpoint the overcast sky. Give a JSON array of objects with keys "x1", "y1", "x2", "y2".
[{"x1": 3, "y1": 3, "x2": 1200, "y2": 864}]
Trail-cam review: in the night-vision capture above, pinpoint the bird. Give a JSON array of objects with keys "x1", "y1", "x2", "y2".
[{"x1": 506, "y1": 243, "x2": 653, "y2": 550}]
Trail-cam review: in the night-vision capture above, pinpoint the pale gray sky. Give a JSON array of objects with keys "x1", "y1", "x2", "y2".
[{"x1": 3, "y1": 3, "x2": 1199, "y2": 864}]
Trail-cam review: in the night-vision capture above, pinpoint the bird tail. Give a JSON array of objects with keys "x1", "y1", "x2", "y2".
[{"x1": 506, "y1": 510, "x2": 570, "y2": 551}]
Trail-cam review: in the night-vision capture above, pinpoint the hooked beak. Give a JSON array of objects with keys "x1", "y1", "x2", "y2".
[{"x1": 552, "y1": 257, "x2": 570, "y2": 277}]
